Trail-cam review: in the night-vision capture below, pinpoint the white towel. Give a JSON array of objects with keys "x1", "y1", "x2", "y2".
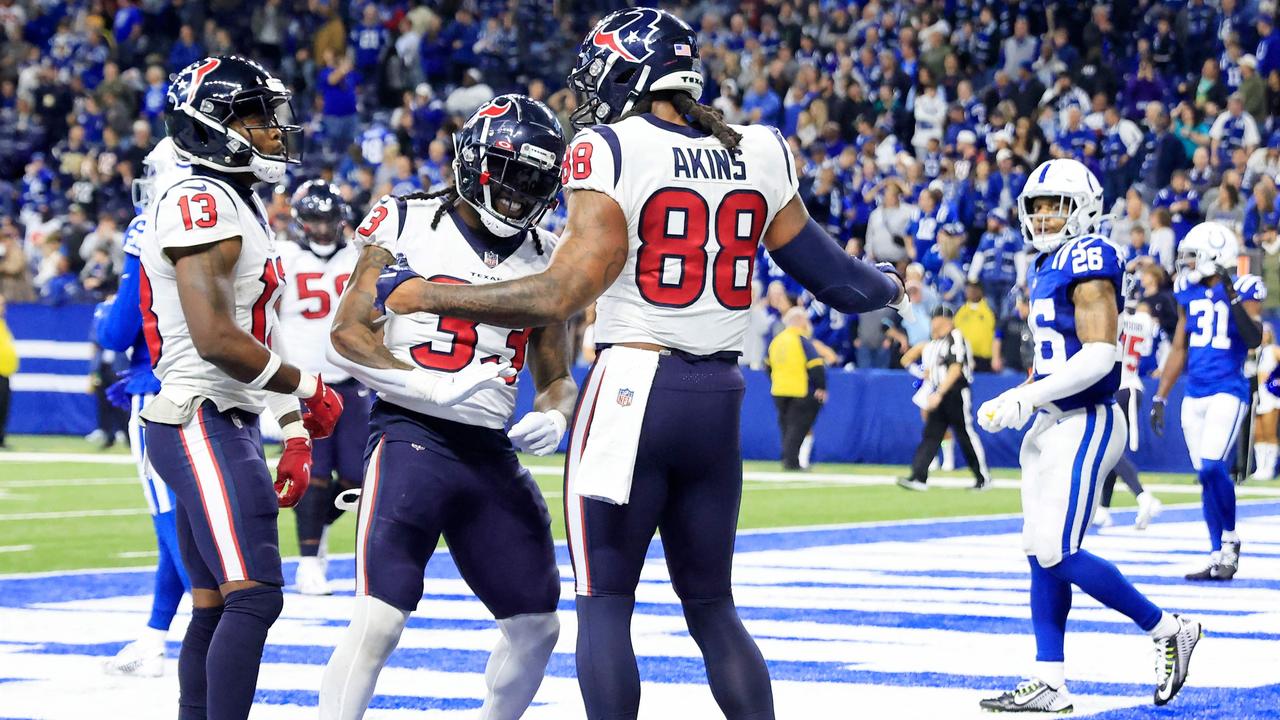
[{"x1": 572, "y1": 346, "x2": 661, "y2": 505}]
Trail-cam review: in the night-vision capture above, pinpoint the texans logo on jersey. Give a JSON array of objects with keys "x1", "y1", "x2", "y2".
[{"x1": 591, "y1": 8, "x2": 664, "y2": 63}]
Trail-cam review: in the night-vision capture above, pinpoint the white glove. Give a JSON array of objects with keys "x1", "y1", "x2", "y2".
[
  {"x1": 405, "y1": 362, "x2": 516, "y2": 406},
  {"x1": 508, "y1": 410, "x2": 567, "y2": 455},
  {"x1": 978, "y1": 386, "x2": 1036, "y2": 433}
]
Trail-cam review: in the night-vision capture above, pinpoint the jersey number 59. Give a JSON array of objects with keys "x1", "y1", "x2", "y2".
[{"x1": 636, "y1": 188, "x2": 767, "y2": 310}]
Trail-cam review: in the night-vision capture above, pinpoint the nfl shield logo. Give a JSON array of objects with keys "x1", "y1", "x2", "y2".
[
  {"x1": 617, "y1": 388, "x2": 634, "y2": 407},
  {"x1": 483, "y1": 250, "x2": 501, "y2": 268}
]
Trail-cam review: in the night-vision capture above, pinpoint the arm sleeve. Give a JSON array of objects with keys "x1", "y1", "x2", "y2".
[
  {"x1": 769, "y1": 218, "x2": 900, "y2": 314},
  {"x1": 1023, "y1": 342, "x2": 1117, "y2": 406},
  {"x1": 96, "y1": 253, "x2": 143, "y2": 351},
  {"x1": 265, "y1": 391, "x2": 301, "y2": 425},
  {"x1": 153, "y1": 180, "x2": 242, "y2": 251},
  {"x1": 800, "y1": 337, "x2": 826, "y2": 391}
]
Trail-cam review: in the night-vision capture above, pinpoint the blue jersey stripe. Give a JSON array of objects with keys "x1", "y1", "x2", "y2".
[
  {"x1": 1077, "y1": 404, "x2": 1113, "y2": 548},
  {"x1": 592, "y1": 125, "x2": 623, "y2": 188},
  {"x1": 1062, "y1": 406, "x2": 1098, "y2": 555}
]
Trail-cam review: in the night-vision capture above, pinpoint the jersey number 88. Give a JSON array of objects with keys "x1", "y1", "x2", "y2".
[{"x1": 636, "y1": 188, "x2": 767, "y2": 310}]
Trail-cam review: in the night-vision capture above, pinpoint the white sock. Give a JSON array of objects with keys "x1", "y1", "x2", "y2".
[
  {"x1": 798, "y1": 434, "x2": 814, "y2": 469},
  {"x1": 137, "y1": 626, "x2": 168, "y2": 653},
  {"x1": 1034, "y1": 661, "x2": 1065, "y2": 690},
  {"x1": 1255, "y1": 443, "x2": 1276, "y2": 475},
  {"x1": 319, "y1": 596, "x2": 410, "y2": 720},
  {"x1": 941, "y1": 439, "x2": 955, "y2": 469},
  {"x1": 1210, "y1": 550, "x2": 1222, "y2": 564},
  {"x1": 1149, "y1": 612, "x2": 1180, "y2": 638},
  {"x1": 1222, "y1": 530, "x2": 1240, "y2": 543},
  {"x1": 480, "y1": 612, "x2": 559, "y2": 720}
]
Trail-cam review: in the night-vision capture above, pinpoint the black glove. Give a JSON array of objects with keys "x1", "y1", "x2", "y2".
[
  {"x1": 1150, "y1": 396, "x2": 1166, "y2": 437},
  {"x1": 1216, "y1": 266, "x2": 1237, "y2": 299}
]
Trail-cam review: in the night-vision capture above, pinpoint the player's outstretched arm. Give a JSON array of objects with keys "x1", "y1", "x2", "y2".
[
  {"x1": 1154, "y1": 307, "x2": 1188, "y2": 401},
  {"x1": 171, "y1": 238, "x2": 304, "y2": 394},
  {"x1": 382, "y1": 190, "x2": 629, "y2": 328},
  {"x1": 762, "y1": 195, "x2": 905, "y2": 314},
  {"x1": 330, "y1": 244, "x2": 414, "y2": 372},
  {"x1": 96, "y1": 253, "x2": 144, "y2": 352},
  {"x1": 1217, "y1": 269, "x2": 1264, "y2": 349}
]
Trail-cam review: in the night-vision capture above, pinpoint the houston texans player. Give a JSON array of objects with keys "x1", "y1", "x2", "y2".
[
  {"x1": 98, "y1": 137, "x2": 192, "y2": 678},
  {"x1": 321, "y1": 95, "x2": 574, "y2": 720},
  {"x1": 1151, "y1": 221, "x2": 1265, "y2": 580},
  {"x1": 376, "y1": 9, "x2": 906, "y2": 719},
  {"x1": 137, "y1": 56, "x2": 344, "y2": 720},
  {"x1": 276, "y1": 180, "x2": 371, "y2": 596},
  {"x1": 977, "y1": 158, "x2": 1202, "y2": 712}
]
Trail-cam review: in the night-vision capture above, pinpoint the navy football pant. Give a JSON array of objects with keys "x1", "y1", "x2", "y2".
[
  {"x1": 297, "y1": 379, "x2": 373, "y2": 556},
  {"x1": 565, "y1": 352, "x2": 774, "y2": 720},
  {"x1": 354, "y1": 402, "x2": 559, "y2": 618}
]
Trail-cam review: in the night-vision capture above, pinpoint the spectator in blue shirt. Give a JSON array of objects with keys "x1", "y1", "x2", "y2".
[
  {"x1": 1257, "y1": 16, "x2": 1280, "y2": 80},
  {"x1": 349, "y1": 5, "x2": 389, "y2": 76},
  {"x1": 317, "y1": 51, "x2": 361, "y2": 156},
  {"x1": 969, "y1": 213, "x2": 1023, "y2": 317},
  {"x1": 168, "y1": 26, "x2": 203, "y2": 74},
  {"x1": 1153, "y1": 170, "x2": 1202, "y2": 241},
  {"x1": 742, "y1": 76, "x2": 782, "y2": 128},
  {"x1": 113, "y1": 0, "x2": 142, "y2": 46},
  {"x1": 442, "y1": 7, "x2": 481, "y2": 84}
]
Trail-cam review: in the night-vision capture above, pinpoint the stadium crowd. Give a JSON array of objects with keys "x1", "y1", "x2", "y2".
[{"x1": 2, "y1": 0, "x2": 1280, "y2": 370}]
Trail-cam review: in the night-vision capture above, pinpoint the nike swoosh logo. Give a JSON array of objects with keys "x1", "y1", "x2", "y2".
[{"x1": 187, "y1": 183, "x2": 208, "y2": 191}]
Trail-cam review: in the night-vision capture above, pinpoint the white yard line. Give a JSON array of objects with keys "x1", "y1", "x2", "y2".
[
  {"x1": 0, "y1": 477, "x2": 137, "y2": 488},
  {"x1": 0, "y1": 545, "x2": 33, "y2": 553},
  {"x1": 0, "y1": 508, "x2": 149, "y2": 521},
  {"x1": 115, "y1": 550, "x2": 158, "y2": 559},
  {"x1": 0, "y1": 452, "x2": 136, "y2": 464}
]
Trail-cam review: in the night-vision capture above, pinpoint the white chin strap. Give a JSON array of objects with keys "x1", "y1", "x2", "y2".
[
  {"x1": 250, "y1": 153, "x2": 287, "y2": 183},
  {"x1": 472, "y1": 200, "x2": 525, "y2": 238},
  {"x1": 310, "y1": 241, "x2": 339, "y2": 258}
]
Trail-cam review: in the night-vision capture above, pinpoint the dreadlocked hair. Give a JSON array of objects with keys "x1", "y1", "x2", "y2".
[
  {"x1": 398, "y1": 187, "x2": 458, "y2": 230},
  {"x1": 623, "y1": 90, "x2": 743, "y2": 151},
  {"x1": 397, "y1": 186, "x2": 544, "y2": 255}
]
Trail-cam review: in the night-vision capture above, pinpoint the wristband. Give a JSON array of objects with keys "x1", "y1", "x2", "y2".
[
  {"x1": 1153, "y1": 395, "x2": 1165, "y2": 404},
  {"x1": 248, "y1": 351, "x2": 283, "y2": 390},
  {"x1": 280, "y1": 420, "x2": 308, "y2": 440},
  {"x1": 293, "y1": 371, "x2": 319, "y2": 399}
]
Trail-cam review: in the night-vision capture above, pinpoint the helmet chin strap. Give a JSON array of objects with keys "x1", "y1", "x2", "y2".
[
  {"x1": 309, "y1": 241, "x2": 339, "y2": 257},
  {"x1": 476, "y1": 205, "x2": 524, "y2": 238}
]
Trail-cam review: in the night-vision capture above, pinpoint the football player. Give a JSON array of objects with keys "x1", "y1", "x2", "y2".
[
  {"x1": 137, "y1": 56, "x2": 344, "y2": 720},
  {"x1": 98, "y1": 138, "x2": 192, "y2": 677},
  {"x1": 1151, "y1": 221, "x2": 1266, "y2": 580},
  {"x1": 375, "y1": 9, "x2": 907, "y2": 719},
  {"x1": 978, "y1": 158, "x2": 1202, "y2": 712},
  {"x1": 275, "y1": 180, "x2": 371, "y2": 595},
  {"x1": 1094, "y1": 288, "x2": 1163, "y2": 529},
  {"x1": 321, "y1": 95, "x2": 574, "y2": 720}
]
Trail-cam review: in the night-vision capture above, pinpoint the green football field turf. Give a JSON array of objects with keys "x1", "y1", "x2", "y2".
[{"x1": 2, "y1": 434, "x2": 1273, "y2": 575}]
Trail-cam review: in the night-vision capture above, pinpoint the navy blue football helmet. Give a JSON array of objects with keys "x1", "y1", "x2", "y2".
[
  {"x1": 453, "y1": 94, "x2": 566, "y2": 238},
  {"x1": 567, "y1": 7, "x2": 704, "y2": 131},
  {"x1": 165, "y1": 56, "x2": 302, "y2": 183},
  {"x1": 290, "y1": 180, "x2": 352, "y2": 257}
]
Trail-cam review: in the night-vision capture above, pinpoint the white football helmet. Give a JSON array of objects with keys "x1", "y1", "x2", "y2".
[
  {"x1": 1017, "y1": 158, "x2": 1105, "y2": 254},
  {"x1": 132, "y1": 138, "x2": 192, "y2": 213},
  {"x1": 1180, "y1": 221, "x2": 1239, "y2": 281}
]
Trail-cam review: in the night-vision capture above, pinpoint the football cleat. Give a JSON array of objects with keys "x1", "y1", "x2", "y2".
[
  {"x1": 979, "y1": 678, "x2": 1073, "y2": 713},
  {"x1": 1092, "y1": 507, "x2": 1113, "y2": 528},
  {"x1": 1134, "y1": 493, "x2": 1162, "y2": 530},
  {"x1": 295, "y1": 556, "x2": 331, "y2": 596},
  {"x1": 897, "y1": 478, "x2": 928, "y2": 492},
  {"x1": 1218, "y1": 541, "x2": 1240, "y2": 578},
  {"x1": 1153, "y1": 614, "x2": 1203, "y2": 706},
  {"x1": 973, "y1": 476, "x2": 993, "y2": 492},
  {"x1": 103, "y1": 640, "x2": 164, "y2": 678}
]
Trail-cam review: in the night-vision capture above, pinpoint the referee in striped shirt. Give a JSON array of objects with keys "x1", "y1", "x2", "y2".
[{"x1": 898, "y1": 306, "x2": 992, "y2": 491}]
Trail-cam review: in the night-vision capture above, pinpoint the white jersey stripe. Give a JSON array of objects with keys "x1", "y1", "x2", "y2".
[
  {"x1": 355, "y1": 436, "x2": 385, "y2": 597},
  {"x1": 179, "y1": 413, "x2": 248, "y2": 581},
  {"x1": 1066, "y1": 406, "x2": 1107, "y2": 553},
  {"x1": 565, "y1": 360, "x2": 608, "y2": 596}
]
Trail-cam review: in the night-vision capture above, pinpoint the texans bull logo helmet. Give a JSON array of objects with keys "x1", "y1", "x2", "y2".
[
  {"x1": 567, "y1": 7, "x2": 704, "y2": 131},
  {"x1": 453, "y1": 94, "x2": 566, "y2": 238}
]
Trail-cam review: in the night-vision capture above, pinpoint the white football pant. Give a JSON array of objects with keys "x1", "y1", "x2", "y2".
[
  {"x1": 1181, "y1": 393, "x2": 1247, "y2": 470},
  {"x1": 1020, "y1": 403, "x2": 1126, "y2": 567}
]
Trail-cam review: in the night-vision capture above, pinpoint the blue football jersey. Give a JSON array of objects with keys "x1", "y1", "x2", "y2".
[
  {"x1": 1028, "y1": 235, "x2": 1124, "y2": 412},
  {"x1": 1174, "y1": 273, "x2": 1267, "y2": 401}
]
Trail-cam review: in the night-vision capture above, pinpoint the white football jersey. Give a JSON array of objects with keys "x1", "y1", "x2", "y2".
[
  {"x1": 354, "y1": 195, "x2": 557, "y2": 429},
  {"x1": 276, "y1": 240, "x2": 359, "y2": 382},
  {"x1": 563, "y1": 114, "x2": 799, "y2": 355},
  {"x1": 1119, "y1": 310, "x2": 1156, "y2": 390},
  {"x1": 138, "y1": 172, "x2": 283, "y2": 420}
]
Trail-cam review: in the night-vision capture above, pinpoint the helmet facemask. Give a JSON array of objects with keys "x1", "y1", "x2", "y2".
[
  {"x1": 228, "y1": 88, "x2": 304, "y2": 183},
  {"x1": 1019, "y1": 192, "x2": 1088, "y2": 253},
  {"x1": 455, "y1": 141, "x2": 561, "y2": 238}
]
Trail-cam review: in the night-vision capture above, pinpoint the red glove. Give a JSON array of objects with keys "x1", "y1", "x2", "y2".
[
  {"x1": 275, "y1": 436, "x2": 313, "y2": 508},
  {"x1": 301, "y1": 375, "x2": 344, "y2": 439}
]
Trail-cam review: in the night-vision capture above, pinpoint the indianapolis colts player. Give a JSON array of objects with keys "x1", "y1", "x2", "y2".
[
  {"x1": 978, "y1": 158, "x2": 1202, "y2": 712},
  {"x1": 1151, "y1": 221, "x2": 1265, "y2": 580}
]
